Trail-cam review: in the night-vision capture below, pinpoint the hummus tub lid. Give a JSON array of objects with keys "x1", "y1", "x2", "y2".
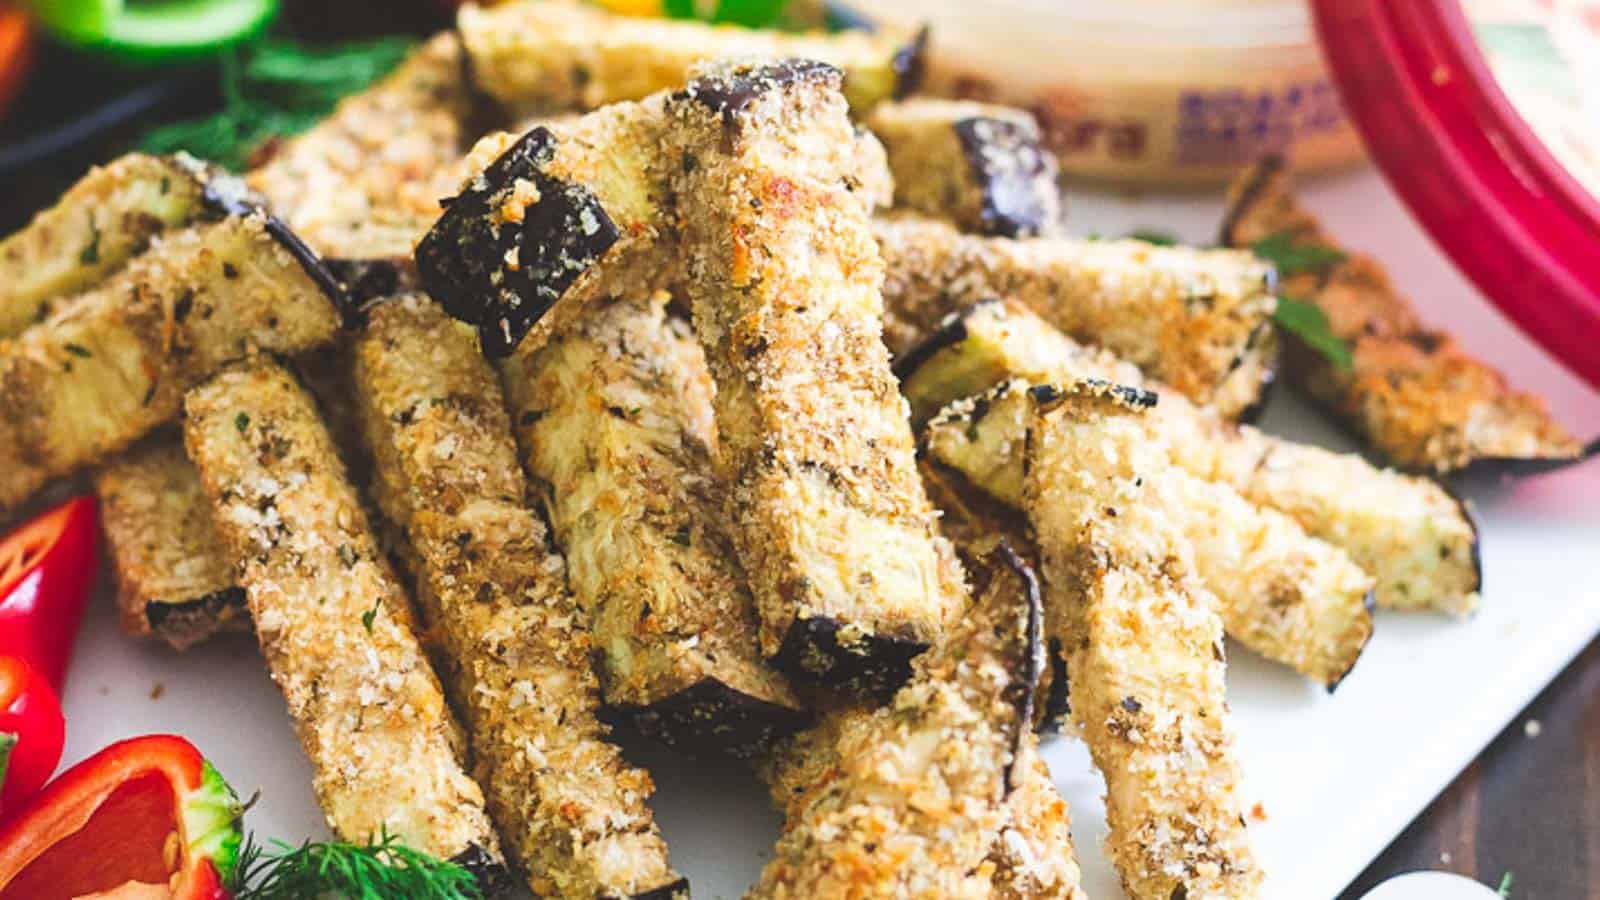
[{"x1": 1312, "y1": 0, "x2": 1600, "y2": 390}]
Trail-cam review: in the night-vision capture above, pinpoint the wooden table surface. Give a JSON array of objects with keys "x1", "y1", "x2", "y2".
[{"x1": 1343, "y1": 635, "x2": 1600, "y2": 899}]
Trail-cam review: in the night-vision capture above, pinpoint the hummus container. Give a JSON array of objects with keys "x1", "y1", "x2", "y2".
[{"x1": 851, "y1": 0, "x2": 1366, "y2": 187}]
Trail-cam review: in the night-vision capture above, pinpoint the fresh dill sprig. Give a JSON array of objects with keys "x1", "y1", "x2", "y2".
[
  {"x1": 229, "y1": 829, "x2": 483, "y2": 900},
  {"x1": 138, "y1": 35, "x2": 415, "y2": 171}
]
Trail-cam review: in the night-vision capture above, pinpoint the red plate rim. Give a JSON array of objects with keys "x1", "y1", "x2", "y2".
[{"x1": 1311, "y1": 0, "x2": 1600, "y2": 390}]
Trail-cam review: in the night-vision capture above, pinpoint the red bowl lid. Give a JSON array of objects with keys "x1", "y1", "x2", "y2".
[{"x1": 1312, "y1": 0, "x2": 1600, "y2": 390}]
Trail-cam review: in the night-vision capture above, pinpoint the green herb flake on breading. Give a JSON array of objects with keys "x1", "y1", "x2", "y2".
[{"x1": 1274, "y1": 295, "x2": 1354, "y2": 371}]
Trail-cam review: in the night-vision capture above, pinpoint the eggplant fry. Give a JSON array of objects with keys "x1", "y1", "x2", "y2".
[
  {"x1": 415, "y1": 94, "x2": 891, "y2": 359},
  {"x1": 0, "y1": 154, "x2": 214, "y2": 337},
  {"x1": 415, "y1": 98, "x2": 675, "y2": 358},
  {"x1": 182, "y1": 360, "x2": 507, "y2": 887},
  {"x1": 94, "y1": 433, "x2": 248, "y2": 651},
  {"x1": 458, "y1": 0, "x2": 922, "y2": 118},
  {"x1": 0, "y1": 213, "x2": 344, "y2": 514},
  {"x1": 1222, "y1": 157, "x2": 1592, "y2": 474},
  {"x1": 901, "y1": 299, "x2": 1481, "y2": 614},
  {"x1": 926, "y1": 379, "x2": 1374, "y2": 687},
  {"x1": 502, "y1": 292, "x2": 808, "y2": 758},
  {"x1": 665, "y1": 59, "x2": 962, "y2": 692},
  {"x1": 1023, "y1": 379, "x2": 1262, "y2": 898},
  {"x1": 992, "y1": 738, "x2": 1087, "y2": 900},
  {"x1": 876, "y1": 215, "x2": 1278, "y2": 420},
  {"x1": 751, "y1": 542, "x2": 1048, "y2": 899},
  {"x1": 249, "y1": 33, "x2": 479, "y2": 262},
  {"x1": 866, "y1": 97, "x2": 1061, "y2": 237},
  {"x1": 351, "y1": 294, "x2": 685, "y2": 899}
]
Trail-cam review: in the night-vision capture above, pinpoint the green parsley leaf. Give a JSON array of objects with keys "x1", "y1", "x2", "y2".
[
  {"x1": 1249, "y1": 231, "x2": 1348, "y2": 278},
  {"x1": 138, "y1": 36, "x2": 415, "y2": 171},
  {"x1": 1497, "y1": 871, "x2": 1513, "y2": 898},
  {"x1": 80, "y1": 223, "x2": 101, "y2": 265},
  {"x1": 361, "y1": 598, "x2": 381, "y2": 633},
  {"x1": 1125, "y1": 228, "x2": 1179, "y2": 246},
  {"x1": 1273, "y1": 296, "x2": 1353, "y2": 371},
  {"x1": 62, "y1": 343, "x2": 93, "y2": 358},
  {"x1": 234, "y1": 412, "x2": 250, "y2": 433}
]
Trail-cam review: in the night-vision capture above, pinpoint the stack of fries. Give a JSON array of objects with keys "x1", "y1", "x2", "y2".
[{"x1": 4, "y1": 3, "x2": 1587, "y2": 897}]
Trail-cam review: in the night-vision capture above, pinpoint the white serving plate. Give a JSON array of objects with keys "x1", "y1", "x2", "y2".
[{"x1": 59, "y1": 167, "x2": 1600, "y2": 899}]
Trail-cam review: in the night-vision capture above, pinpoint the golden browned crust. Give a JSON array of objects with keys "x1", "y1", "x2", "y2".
[
  {"x1": 665, "y1": 60, "x2": 962, "y2": 692},
  {"x1": 750, "y1": 544, "x2": 1043, "y2": 898},
  {"x1": 902, "y1": 299, "x2": 1481, "y2": 614},
  {"x1": 1221, "y1": 159, "x2": 1585, "y2": 473},
  {"x1": 458, "y1": 0, "x2": 917, "y2": 118},
  {"x1": 866, "y1": 97, "x2": 1062, "y2": 238},
  {"x1": 502, "y1": 292, "x2": 806, "y2": 757},
  {"x1": 1023, "y1": 381, "x2": 1261, "y2": 898},
  {"x1": 0, "y1": 154, "x2": 210, "y2": 338},
  {"x1": 0, "y1": 214, "x2": 342, "y2": 514},
  {"x1": 93, "y1": 433, "x2": 248, "y2": 650},
  {"x1": 351, "y1": 294, "x2": 682, "y2": 898},
  {"x1": 876, "y1": 215, "x2": 1278, "y2": 419},
  {"x1": 182, "y1": 359, "x2": 501, "y2": 868},
  {"x1": 248, "y1": 33, "x2": 479, "y2": 261},
  {"x1": 991, "y1": 737, "x2": 1087, "y2": 900}
]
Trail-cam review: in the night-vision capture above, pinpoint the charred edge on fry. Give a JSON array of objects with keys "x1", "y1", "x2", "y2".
[
  {"x1": 143, "y1": 587, "x2": 249, "y2": 644},
  {"x1": 989, "y1": 539, "x2": 1044, "y2": 792},
  {"x1": 678, "y1": 58, "x2": 843, "y2": 134},
  {"x1": 1216, "y1": 153, "x2": 1287, "y2": 248},
  {"x1": 187, "y1": 163, "x2": 353, "y2": 322},
  {"x1": 951, "y1": 117, "x2": 1057, "y2": 238},
  {"x1": 415, "y1": 127, "x2": 621, "y2": 357},
  {"x1": 770, "y1": 617, "x2": 928, "y2": 700},
  {"x1": 890, "y1": 25, "x2": 930, "y2": 99},
  {"x1": 606, "y1": 678, "x2": 814, "y2": 761},
  {"x1": 449, "y1": 844, "x2": 515, "y2": 896}
]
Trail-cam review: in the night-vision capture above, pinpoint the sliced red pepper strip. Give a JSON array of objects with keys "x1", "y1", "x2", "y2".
[
  {"x1": 0, "y1": 735, "x2": 241, "y2": 900},
  {"x1": 0, "y1": 6, "x2": 30, "y2": 121},
  {"x1": 0, "y1": 657, "x2": 63, "y2": 815},
  {"x1": 0, "y1": 496, "x2": 99, "y2": 692}
]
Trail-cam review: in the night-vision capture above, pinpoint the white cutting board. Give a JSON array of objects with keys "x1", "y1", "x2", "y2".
[{"x1": 58, "y1": 167, "x2": 1600, "y2": 899}]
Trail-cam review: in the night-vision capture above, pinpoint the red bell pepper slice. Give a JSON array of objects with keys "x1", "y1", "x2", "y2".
[
  {"x1": 0, "y1": 734, "x2": 242, "y2": 899},
  {"x1": 0, "y1": 6, "x2": 29, "y2": 121},
  {"x1": 0, "y1": 657, "x2": 63, "y2": 815},
  {"x1": 0, "y1": 496, "x2": 99, "y2": 692}
]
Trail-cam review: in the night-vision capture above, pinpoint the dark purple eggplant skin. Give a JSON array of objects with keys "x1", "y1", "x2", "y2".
[
  {"x1": 952, "y1": 117, "x2": 1057, "y2": 239},
  {"x1": 414, "y1": 127, "x2": 621, "y2": 358},
  {"x1": 605, "y1": 677, "x2": 813, "y2": 761},
  {"x1": 1323, "y1": 586, "x2": 1377, "y2": 695},
  {"x1": 890, "y1": 25, "x2": 930, "y2": 100},
  {"x1": 144, "y1": 586, "x2": 248, "y2": 643},
  {"x1": 1439, "y1": 479, "x2": 1485, "y2": 602},
  {"x1": 677, "y1": 58, "x2": 842, "y2": 136},
  {"x1": 449, "y1": 844, "x2": 514, "y2": 898},
  {"x1": 769, "y1": 616, "x2": 928, "y2": 699},
  {"x1": 175, "y1": 159, "x2": 356, "y2": 325},
  {"x1": 890, "y1": 305, "x2": 978, "y2": 380},
  {"x1": 1036, "y1": 639, "x2": 1070, "y2": 735},
  {"x1": 1216, "y1": 153, "x2": 1286, "y2": 249},
  {"x1": 984, "y1": 539, "x2": 1044, "y2": 793},
  {"x1": 323, "y1": 258, "x2": 416, "y2": 314},
  {"x1": 611, "y1": 877, "x2": 691, "y2": 900}
]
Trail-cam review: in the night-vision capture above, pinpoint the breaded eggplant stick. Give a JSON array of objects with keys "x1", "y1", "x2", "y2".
[
  {"x1": 901, "y1": 299, "x2": 1481, "y2": 614},
  {"x1": 866, "y1": 98, "x2": 1061, "y2": 237},
  {"x1": 876, "y1": 215, "x2": 1278, "y2": 420},
  {"x1": 925, "y1": 379, "x2": 1374, "y2": 687},
  {"x1": 750, "y1": 542, "x2": 1049, "y2": 899},
  {"x1": 1222, "y1": 157, "x2": 1594, "y2": 474},
  {"x1": 918, "y1": 459, "x2": 1070, "y2": 733},
  {"x1": 0, "y1": 153, "x2": 216, "y2": 336},
  {"x1": 502, "y1": 291, "x2": 808, "y2": 758},
  {"x1": 992, "y1": 740, "x2": 1087, "y2": 900},
  {"x1": 249, "y1": 33, "x2": 479, "y2": 262},
  {"x1": 416, "y1": 96, "x2": 890, "y2": 359},
  {"x1": 94, "y1": 433, "x2": 248, "y2": 651},
  {"x1": 1023, "y1": 379, "x2": 1262, "y2": 898},
  {"x1": 182, "y1": 360, "x2": 506, "y2": 886},
  {"x1": 351, "y1": 294, "x2": 684, "y2": 899},
  {"x1": 457, "y1": 0, "x2": 923, "y2": 117},
  {"x1": 665, "y1": 60, "x2": 961, "y2": 692},
  {"x1": 0, "y1": 209, "x2": 344, "y2": 515}
]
